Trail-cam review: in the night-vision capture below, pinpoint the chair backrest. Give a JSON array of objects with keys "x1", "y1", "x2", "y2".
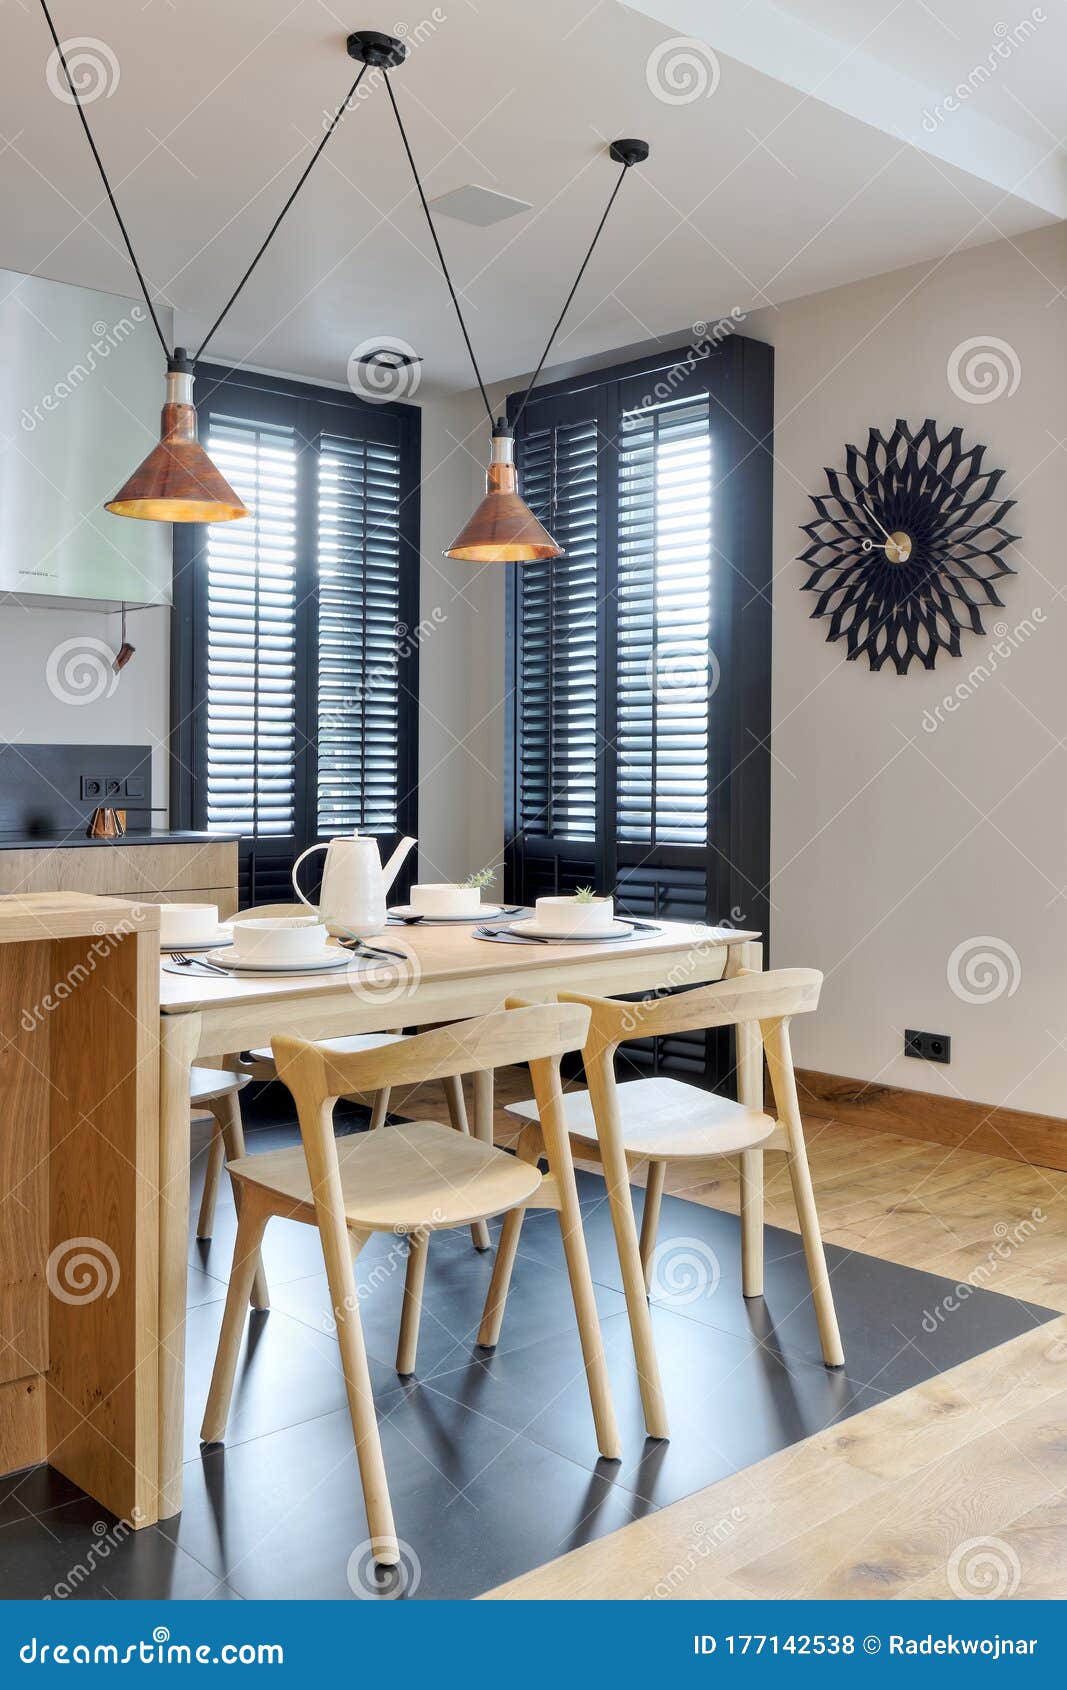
[
  {"x1": 272, "y1": 1000, "x2": 592, "y2": 1108},
  {"x1": 231, "y1": 902, "x2": 305, "y2": 922},
  {"x1": 561, "y1": 967, "x2": 822, "y2": 1061}
]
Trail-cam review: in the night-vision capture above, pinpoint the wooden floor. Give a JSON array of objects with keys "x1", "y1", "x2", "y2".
[{"x1": 395, "y1": 1065, "x2": 1067, "y2": 1601}]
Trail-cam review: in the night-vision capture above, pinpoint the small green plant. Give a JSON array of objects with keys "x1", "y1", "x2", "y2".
[
  {"x1": 464, "y1": 866, "x2": 497, "y2": 890},
  {"x1": 573, "y1": 885, "x2": 598, "y2": 903}
]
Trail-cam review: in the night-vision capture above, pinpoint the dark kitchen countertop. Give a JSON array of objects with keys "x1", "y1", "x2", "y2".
[{"x1": 0, "y1": 830, "x2": 240, "y2": 850}]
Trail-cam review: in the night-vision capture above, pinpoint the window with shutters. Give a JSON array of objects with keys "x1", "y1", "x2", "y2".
[
  {"x1": 171, "y1": 366, "x2": 420, "y2": 907},
  {"x1": 506, "y1": 337, "x2": 773, "y2": 1088}
]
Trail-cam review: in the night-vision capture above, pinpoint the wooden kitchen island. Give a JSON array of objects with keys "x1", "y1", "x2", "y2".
[{"x1": 0, "y1": 893, "x2": 160, "y2": 1525}]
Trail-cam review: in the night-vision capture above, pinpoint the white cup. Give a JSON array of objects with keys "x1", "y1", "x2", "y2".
[
  {"x1": 159, "y1": 902, "x2": 219, "y2": 946},
  {"x1": 409, "y1": 882, "x2": 482, "y2": 917},
  {"x1": 230, "y1": 916, "x2": 329, "y2": 965}
]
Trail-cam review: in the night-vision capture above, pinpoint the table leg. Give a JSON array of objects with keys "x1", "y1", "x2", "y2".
[
  {"x1": 727, "y1": 940, "x2": 765, "y2": 1298},
  {"x1": 157, "y1": 1010, "x2": 200, "y2": 1519}
]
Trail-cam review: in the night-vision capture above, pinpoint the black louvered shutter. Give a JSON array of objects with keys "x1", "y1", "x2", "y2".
[
  {"x1": 202, "y1": 408, "x2": 303, "y2": 905},
  {"x1": 316, "y1": 433, "x2": 404, "y2": 837},
  {"x1": 174, "y1": 368, "x2": 420, "y2": 905},
  {"x1": 506, "y1": 338, "x2": 773, "y2": 1089},
  {"x1": 506, "y1": 393, "x2": 609, "y2": 901}
]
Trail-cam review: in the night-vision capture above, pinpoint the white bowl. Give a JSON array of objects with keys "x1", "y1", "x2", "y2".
[
  {"x1": 230, "y1": 915, "x2": 329, "y2": 965},
  {"x1": 159, "y1": 902, "x2": 220, "y2": 946},
  {"x1": 534, "y1": 895, "x2": 615, "y2": 936},
  {"x1": 410, "y1": 882, "x2": 482, "y2": 917}
]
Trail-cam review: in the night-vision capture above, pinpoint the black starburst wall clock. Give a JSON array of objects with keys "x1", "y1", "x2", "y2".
[{"x1": 799, "y1": 418, "x2": 1019, "y2": 674}]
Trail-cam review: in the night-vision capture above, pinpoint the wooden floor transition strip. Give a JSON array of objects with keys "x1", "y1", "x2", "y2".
[{"x1": 481, "y1": 1317, "x2": 1067, "y2": 1601}]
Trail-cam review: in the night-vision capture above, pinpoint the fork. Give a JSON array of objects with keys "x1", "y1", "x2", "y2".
[{"x1": 170, "y1": 952, "x2": 229, "y2": 975}]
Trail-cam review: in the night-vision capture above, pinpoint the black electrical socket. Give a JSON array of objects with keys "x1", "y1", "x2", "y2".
[
  {"x1": 905, "y1": 1029, "x2": 951, "y2": 1064},
  {"x1": 80, "y1": 775, "x2": 104, "y2": 800}
]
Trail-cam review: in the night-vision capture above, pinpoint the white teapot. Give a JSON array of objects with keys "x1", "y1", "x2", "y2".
[{"x1": 291, "y1": 829, "x2": 417, "y2": 938}]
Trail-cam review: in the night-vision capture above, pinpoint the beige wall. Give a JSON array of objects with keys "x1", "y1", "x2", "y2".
[{"x1": 747, "y1": 222, "x2": 1066, "y2": 1114}]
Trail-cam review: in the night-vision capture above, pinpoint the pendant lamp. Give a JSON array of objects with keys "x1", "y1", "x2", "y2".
[
  {"x1": 445, "y1": 420, "x2": 561, "y2": 563},
  {"x1": 105, "y1": 349, "x2": 246, "y2": 522}
]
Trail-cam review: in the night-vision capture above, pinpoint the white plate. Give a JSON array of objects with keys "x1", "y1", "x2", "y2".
[
  {"x1": 161, "y1": 931, "x2": 233, "y2": 953},
  {"x1": 501, "y1": 917, "x2": 636, "y2": 942},
  {"x1": 388, "y1": 903, "x2": 510, "y2": 923},
  {"x1": 204, "y1": 944, "x2": 354, "y2": 974}
]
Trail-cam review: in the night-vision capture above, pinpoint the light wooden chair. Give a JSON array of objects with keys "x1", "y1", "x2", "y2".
[
  {"x1": 190, "y1": 1066, "x2": 268, "y2": 1311},
  {"x1": 226, "y1": 904, "x2": 479, "y2": 1229},
  {"x1": 200, "y1": 1001, "x2": 619, "y2": 1566},
  {"x1": 500, "y1": 969, "x2": 844, "y2": 1440}
]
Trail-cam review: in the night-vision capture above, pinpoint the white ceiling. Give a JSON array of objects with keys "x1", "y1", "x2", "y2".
[{"x1": 1, "y1": 0, "x2": 1063, "y2": 397}]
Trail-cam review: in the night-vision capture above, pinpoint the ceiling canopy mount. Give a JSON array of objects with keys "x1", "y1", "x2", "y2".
[{"x1": 346, "y1": 29, "x2": 408, "y2": 69}]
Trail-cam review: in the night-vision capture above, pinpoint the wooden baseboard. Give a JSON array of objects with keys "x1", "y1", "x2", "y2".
[{"x1": 795, "y1": 1068, "x2": 1067, "y2": 1173}]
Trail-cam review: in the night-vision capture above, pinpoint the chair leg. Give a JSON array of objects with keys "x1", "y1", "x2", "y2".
[
  {"x1": 731, "y1": 942, "x2": 767, "y2": 1297},
  {"x1": 534, "y1": 1060, "x2": 621, "y2": 1460},
  {"x1": 761, "y1": 1016, "x2": 844, "y2": 1368},
  {"x1": 396, "y1": 1229, "x2": 429, "y2": 1375},
  {"x1": 210, "y1": 1091, "x2": 269, "y2": 1311},
  {"x1": 201, "y1": 1192, "x2": 270, "y2": 1443},
  {"x1": 320, "y1": 1216, "x2": 399, "y2": 1564},
  {"x1": 195, "y1": 1128, "x2": 226, "y2": 1239},
  {"x1": 585, "y1": 1049, "x2": 669, "y2": 1440},
  {"x1": 638, "y1": 1160, "x2": 666, "y2": 1292},
  {"x1": 368, "y1": 1087, "x2": 391, "y2": 1130},
  {"x1": 445, "y1": 1072, "x2": 491, "y2": 1252},
  {"x1": 477, "y1": 1206, "x2": 525, "y2": 1347},
  {"x1": 468, "y1": 1069, "x2": 494, "y2": 1252},
  {"x1": 739, "y1": 1150, "x2": 765, "y2": 1300}
]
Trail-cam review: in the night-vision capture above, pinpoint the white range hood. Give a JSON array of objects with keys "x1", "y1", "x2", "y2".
[{"x1": 0, "y1": 268, "x2": 173, "y2": 608}]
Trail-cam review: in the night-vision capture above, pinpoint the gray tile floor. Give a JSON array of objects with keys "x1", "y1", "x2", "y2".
[{"x1": 0, "y1": 1091, "x2": 1055, "y2": 1600}]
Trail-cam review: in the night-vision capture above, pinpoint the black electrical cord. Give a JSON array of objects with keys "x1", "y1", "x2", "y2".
[
  {"x1": 511, "y1": 161, "x2": 632, "y2": 433},
  {"x1": 193, "y1": 62, "x2": 369, "y2": 362},
  {"x1": 39, "y1": 0, "x2": 369, "y2": 370},
  {"x1": 382, "y1": 69, "x2": 494, "y2": 425},
  {"x1": 38, "y1": 0, "x2": 170, "y2": 356}
]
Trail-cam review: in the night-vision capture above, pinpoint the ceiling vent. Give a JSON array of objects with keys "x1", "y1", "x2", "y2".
[{"x1": 428, "y1": 184, "x2": 533, "y2": 227}]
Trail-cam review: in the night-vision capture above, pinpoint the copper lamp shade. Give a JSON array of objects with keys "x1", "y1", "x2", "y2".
[
  {"x1": 105, "y1": 350, "x2": 247, "y2": 523},
  {"x1": 446, "y1": 421, "x2": 562, "y2": 563}
]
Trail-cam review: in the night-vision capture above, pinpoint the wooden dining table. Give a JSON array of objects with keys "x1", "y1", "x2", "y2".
[{"x1": 155, "y1": 917, "x2": 763, "y2": 1521}]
